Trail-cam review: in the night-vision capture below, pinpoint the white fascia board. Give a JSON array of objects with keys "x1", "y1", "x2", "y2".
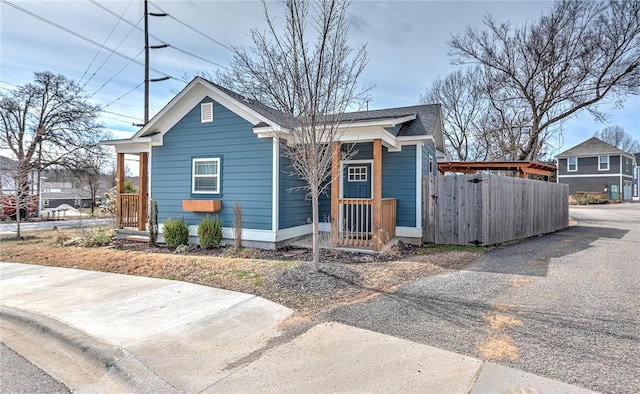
[
  {"x1": 397, "y1": 135, "x2": 433, "y2": 143},
  {"x1": 106, "y1": 141, "x2": 151, "y2": 154},
  {"x1": 337, "y1": 128, "x2": 398, "y2": 149},
  {"x1": 253, "y1": 125, "x2": 291, "y2": 139},
  {"x1": 338, "y1": 114, "x2": 417, "y2": 130}
]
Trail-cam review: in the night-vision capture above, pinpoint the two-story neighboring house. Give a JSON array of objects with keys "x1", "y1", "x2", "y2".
[
  {"x1": 556, "y1": 137, "x2": 635, "y2": 201},
  {"x1": 634, "y1": 153, "x2": 640, "y2": 201}
]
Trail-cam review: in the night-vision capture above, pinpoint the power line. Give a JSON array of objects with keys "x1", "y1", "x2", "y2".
[
  {"x1": 101, "y1": 110, "x2": 141, "y2": 121},
  {"x1": 83, "y1": 16, "x2": 144, "y2": 89},
  {"x1": 169, "y1": 46, "x2": 227, "y2": 69},
  {"x1": 88, "y1": 0, "x2": 227, "y2": 70},
  {"x1": 102, "y1": 81, "x2": 144, "y2": 109},
  {"x1": 149, "y1": 1, "x2": 234, "y2": 52},
  {"x1": 79, "y1": 0, "x2": 135, "y2": 85},
  {"x1": 90, "y1": 49, "x2": 144, "y2": 97},
  {"x1": 185, "y1": 0, "x2": 248, "y2": 37},
  {"x1": 1, "y1": 0, "x2": 179, "y2": 82}
]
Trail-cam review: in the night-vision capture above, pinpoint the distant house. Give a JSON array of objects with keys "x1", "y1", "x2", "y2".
[
  {"x1": 556, "y1": 137, "x2": 635, "y2": 201},
  {"x1": 103, "y1": 77, "x2": 446, "y2": 250},
  {"x1": 42, "y1": 182, "x2": 93, "y2": 209},
  {"x1": 634, "y1": 153, "x2": 640, "y2": 201}
]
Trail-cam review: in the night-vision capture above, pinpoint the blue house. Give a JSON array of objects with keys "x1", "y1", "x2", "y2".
[{"x1": 104, "y1": 77, "x2": 446, "y2": 250}]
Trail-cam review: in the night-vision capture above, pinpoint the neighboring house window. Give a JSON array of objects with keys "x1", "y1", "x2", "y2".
[
  {"x1": 567, "y1": 157, "x2": 577, "y2": 172},
  {"x1": 598, "y1": 155, "x2": 609, "y2": 171},
  {"x1": 201, "y1": 102, "x2": 213, "y2": 123},
  {"x1": 429, "y1": 155, "x2": 434, "y2": 174},
  {"x1": 192, "y1": 158, "x2": 220, "y2": 193},
  {"x1": 348, "y1": 166, "x2": 367, "y2": 182}
]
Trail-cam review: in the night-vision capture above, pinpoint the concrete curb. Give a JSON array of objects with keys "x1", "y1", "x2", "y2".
[{"x1": 0, "y1": 305, "x2": 180, "y2": 394}]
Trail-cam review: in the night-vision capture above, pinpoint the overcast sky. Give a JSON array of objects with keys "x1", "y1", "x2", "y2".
[{"x1": 1, "y1": 0, "x2": 638, "y2": 157}]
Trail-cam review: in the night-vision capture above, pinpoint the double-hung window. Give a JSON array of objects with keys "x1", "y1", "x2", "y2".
[
  {"x1": 192, "y1": 158, "x2": 220, "y2": 194},
  {"x1": 598, "y1": 155, "x2": 609, "y2": 171},
  {"x1": 567, "y1": 157, "x2": 577, "y2": 172}
]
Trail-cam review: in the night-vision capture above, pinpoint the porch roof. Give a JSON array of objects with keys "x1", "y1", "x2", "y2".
[{"x1": 438, "y1": 161, "x2": 557, "y2": 178}]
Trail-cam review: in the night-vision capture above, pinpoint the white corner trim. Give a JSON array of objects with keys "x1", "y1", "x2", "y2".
[
  {"x1": 273, "y1": 137, "x2": 279, "y2": 232},
  {"x1": 416, "y1": 143, "x2": 422, "y2": 230}
]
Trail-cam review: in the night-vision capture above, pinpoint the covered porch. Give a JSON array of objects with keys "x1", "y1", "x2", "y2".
[
  {"x1": 330, "y1": 139, "x2": 396, "y2": 251},
  {"x1": 114, "y1": 151, "x2": 149, "y2": 231}
]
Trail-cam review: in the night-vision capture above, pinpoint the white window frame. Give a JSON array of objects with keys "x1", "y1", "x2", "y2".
[
  {"x1": 567, "y1": 157, "x2": 578, "y2": 172},
  {"x1": 598, "y1": 155, "x2": 609, "y2": 171},
  {"x1": 429, "y1": 155, "x2": 434, "y2": 174},
  {"x1": 201, "y1": 102, "x2": 213, "y2": 123},
  {"x1": 348, "y1": 166, "x2": 368, "y2": 182},
  {"x1": 192, "y1": 158, "x2": 220, "y2": 194}
]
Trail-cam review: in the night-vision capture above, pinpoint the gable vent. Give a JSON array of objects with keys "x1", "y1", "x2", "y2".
[{"x1": 201, "y1": 102, "x2": 213, "y2": 123}]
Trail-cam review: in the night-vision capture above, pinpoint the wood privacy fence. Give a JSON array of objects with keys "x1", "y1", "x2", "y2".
[{"x1": 423, "y1": 174, "x2": 569, "y2": 246}]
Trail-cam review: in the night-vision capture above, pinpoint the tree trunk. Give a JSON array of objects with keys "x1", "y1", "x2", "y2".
[{"x1": 312, "y1": 191, "x2": 320, "y2": 271}]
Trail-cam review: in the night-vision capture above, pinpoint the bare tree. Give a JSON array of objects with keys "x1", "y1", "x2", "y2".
[
  {"x1": 219, "y1": 0, "x2": 368, "y2": 270},
  {"x1": 594, "y1": 126, "x2": 640, "y2": 153},
  {"x1": 420, "y1": 68, "x2": 490, "y2": 161},
  {"x1": 449, "y1": 0, "x2": 640, "y2": 160},
  {"x1": 0, "y1": 71, "x2": 109, "y2": 219},
  {"x1": 73, "y1": 147, "x2": 112, "y2": 216}
]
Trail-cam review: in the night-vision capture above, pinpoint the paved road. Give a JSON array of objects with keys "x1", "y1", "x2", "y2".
[
  {"x1": 329, "y1": 203, "x2": 640, "y2": 394},
  {"x1": 0, "y1": 218, "x2": 112, "y2": 235},
  {"x1": 0, "y1": 343, "x2": 69, "y2": 394}
]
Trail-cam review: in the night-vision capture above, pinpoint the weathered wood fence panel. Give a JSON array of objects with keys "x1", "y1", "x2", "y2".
[{"x1": 423, "y1": 174, "x2": 568, "y2": 246}]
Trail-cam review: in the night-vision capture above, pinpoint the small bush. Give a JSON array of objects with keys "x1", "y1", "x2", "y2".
[
  {"x1": 163, "y1": 217, "x2": 190, "y2": 248},
  {"x1": 83, "y1": 230, "x2": 112, "y2": 247},
  {"x1": 198, "y1": 215, "x2": 223, "y2": 249}
]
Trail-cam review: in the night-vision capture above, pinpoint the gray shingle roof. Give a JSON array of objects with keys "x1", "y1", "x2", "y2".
[
  {"x1": 332, "y1": 105, "x2": 441, "y2": 137},
  {"x1": 205, "y1": 79, "x2": 295, "y2": 128},
  {"x1": 557, "y1": 137, "x2": 631, "y2": 157},
  {"x1": 203, "y1": 78, "x2": 440, "y2": 136}
]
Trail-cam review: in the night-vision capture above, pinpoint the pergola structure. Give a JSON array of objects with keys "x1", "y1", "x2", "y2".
[{"x1": 437, "y1": 161, "x2": 556, "y2": 180}]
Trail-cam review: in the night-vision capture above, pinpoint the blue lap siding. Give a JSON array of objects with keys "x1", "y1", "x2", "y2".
[
  {"x1": 279, "y1": 154, "x2": 312, "y2": 229},
  {"x1": 151, "y1": 97, "x2": 273, "y2": 230},
  {"x1": 383, "y1": 145, "x2": 416, "y2": 227}
]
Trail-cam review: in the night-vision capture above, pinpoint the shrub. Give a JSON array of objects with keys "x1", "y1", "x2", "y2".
[
  {"x1": 197, "y1": 215, "x2": 223, "y2": 249},
  {"x1": 163, "y1": 217, "x2": 190, "y2": 248}
]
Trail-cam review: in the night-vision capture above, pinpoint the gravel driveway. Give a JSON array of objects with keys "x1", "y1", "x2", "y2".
[{"x1": 328, "y1": 203, "x2": 640, "y2": 394}]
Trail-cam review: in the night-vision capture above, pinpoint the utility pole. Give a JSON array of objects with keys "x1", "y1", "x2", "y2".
[{"x1": 144, "y1": 0, "x2": 169, "y2": 124}]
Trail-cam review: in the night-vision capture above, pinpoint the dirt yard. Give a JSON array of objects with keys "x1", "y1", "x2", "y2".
[{"x1": 0, "y1": 226, "x2": 483, "y2": 318}]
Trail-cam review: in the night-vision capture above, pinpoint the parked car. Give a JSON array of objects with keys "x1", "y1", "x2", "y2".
[{"x1": 0, "y1": 194, "x2": 38, "y2": 220}]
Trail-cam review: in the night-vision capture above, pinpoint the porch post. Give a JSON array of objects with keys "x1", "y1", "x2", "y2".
[
  {"x1": 331, "y1": 141, "x2": 340, "y2": 247},
  {"x1": 137, "y1": 152, "x2": 148, "y2": 231},
  {"x1": 116, "y1": 153, "x2": 125, "y2": 228},
  {"x1": 373, "y1": 139, "x2": 383, "y2": 251}
]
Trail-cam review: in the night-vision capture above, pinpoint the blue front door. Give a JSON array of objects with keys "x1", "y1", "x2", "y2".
[
  {"x1": 342, "y1": 163, "x2": 372, "y2": 238},
  {"x1": 343, "y1": 163, "x2": 371, "y2": 199}
]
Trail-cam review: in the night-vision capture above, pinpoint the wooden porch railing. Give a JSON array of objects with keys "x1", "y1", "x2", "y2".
[
  {"x1": 336, "y1": 198, "x2": 396, "y2": 248},
  {"x1": 117, "y1": 193, "x2": 139, "y2": 228},
  {"x1": 380, "y1": 198, "x2": 397, "y2": 244}
]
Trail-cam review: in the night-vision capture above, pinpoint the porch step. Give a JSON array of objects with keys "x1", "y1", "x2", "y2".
[{"x1": 125, "y1": 235, "x2": 149, "y2": 243}]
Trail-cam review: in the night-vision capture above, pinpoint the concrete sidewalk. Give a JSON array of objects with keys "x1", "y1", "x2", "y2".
[{"x1": 0, "y1": 262, "x2": 597, "y2": 393}]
